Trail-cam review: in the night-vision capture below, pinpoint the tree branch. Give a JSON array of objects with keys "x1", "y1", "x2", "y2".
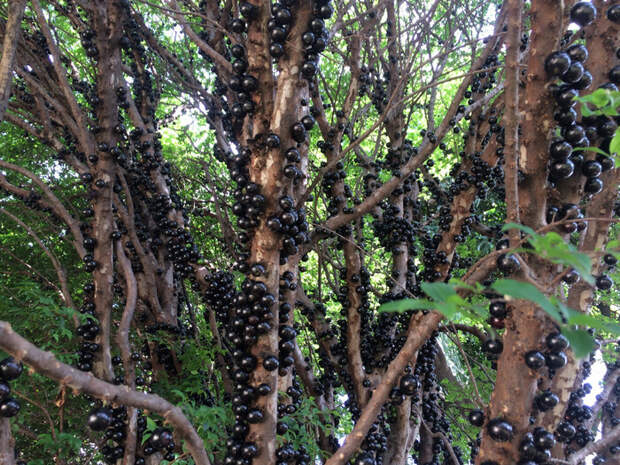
[
  {"x1": 569, "y1": 425, "x2": 620, "y2": 465},
  {"x1": 0, "y1": 321, "x2": 212, "y2": 465},
  {"x1": 503, "y1": 0, "x2": 521, "y2": 246},
  {"x1": 324, "y1": 311, "x2": 443, "y2": 465},
  {"x1": 0, "y1": 0, "x2": 27, "y2": 122}
]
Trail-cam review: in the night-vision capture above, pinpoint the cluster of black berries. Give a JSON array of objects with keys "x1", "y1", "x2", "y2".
[
  {"x1": 555, "y1": 360, "x2": 602, "y2": 459},
  {"x1": 88, "y1": 405, "x2": 172, "y2": 464},
  {"x1": 76, "y1": 281, "x2": 101, "y2": 372},
  {"x1": 202, "y1": 270, "x2": 267, "y2": 464},
  {"x1": 268, "y1": 2, "x2": 293, "y2": 59},
  {"x1": 545, "y1": 2, "x2": 618, "y2": 197},
  {"x1": 411, "y1": 336, "x2": 460, "y2": 465},
  {"x1": 266, "y1": 196, "x2": 310, "y2": 262},
  {"x1": 525, "y1": 332, "x2": 569, "y2": 376},
  {"x1": 0, "y1": 357, "x2": 23, "y2": 418}
]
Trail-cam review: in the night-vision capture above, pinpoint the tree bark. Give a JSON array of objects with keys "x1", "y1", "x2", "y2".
[
  {"x1": 0, "y1": 418, "x2": 16, "y2": 465},
  {"x1": 0, "y1": 0, "x2": 26, "y2": 122}
]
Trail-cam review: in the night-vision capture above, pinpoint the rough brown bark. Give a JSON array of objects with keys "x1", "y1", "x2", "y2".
[
  {"x1": 0, "y1": 0, "x2": 26, "y2": 122},
  {"x1": 0, "y1": 418, "x2": 16, "y2": 465},
  {"x1": 517, "y1": 0, "x2": 564, "y2": 230},
  {"x1": 503, "y1": 0, "x2": 522, "y2": 246}
]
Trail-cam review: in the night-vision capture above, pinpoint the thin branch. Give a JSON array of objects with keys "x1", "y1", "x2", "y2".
[
  {"x1": 0, "y1": 207, "x2": 76, "y2": 314},
  {"x1": 0, "y1": 159, "x2": 86, "y2": 257}
]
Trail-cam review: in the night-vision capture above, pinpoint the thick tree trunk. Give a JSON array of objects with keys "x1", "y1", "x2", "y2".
[
  {"x1": 0, "y1": 0, "x2": 26, "y2": 122},
  {"x1": 0, "y1": 418, "x2": 16, "y2": 465}
]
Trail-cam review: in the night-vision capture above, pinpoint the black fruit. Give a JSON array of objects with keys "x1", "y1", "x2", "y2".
[
  {"x1": 483, "y1": 339, "x2": 503, "y2": 355},
  {"x1": 247, "y1": 408, "x2": 264, "y2": 423},
  {"x1": 608, "y1": 4, "x2": 620, "y2": 23},
  {"x1": 87, "y1": 407, "x2": 113, "y2": 431},
  {"x1": 533, "y1": 428, "x2": 556, "y2": 451},
  {"x1": 0, "y1": 381, "x2": 9, "y2": 400},
  {"x1": 524, "y1": 350, "x2": 545, "y2": 370},
  {"x1": 489, "y1": 301, "x2": 507, "y2": 318},
  {"x1": 545, "y1": 351, "x2": 567, "y2": 369},
  {"x1": 0, "y1": 357, "x2": 22, "y2": 381},
  {"x1": 496, "y1": 254, "x2": 520, "y2": 274},
  {"x1": 610, "y1": 65, "x2": 620, "y2": 84},
  {"x1": 582, "y1": 160, "x2": 602, "y2": 178},
  {"x1": 570, "y1": 2, "x2": 597, "y2": 26},
  {"x1": 399, "y1": 374, "x2": 419, "y2": 395},
  {"x1": 468, "y1": 409, "x2": 484, "y2": 427},
  {"x1": 566, "y1": 44, "x2": 588, "y2": 63},
  {"x1": 544, "y1": 52, "x2": 571, "y2": 76},
  {"x1": 487, "y1": 418, "x2": 514, "y2": 441},
  {"x1": 0, "y1": 398, "x2": 20, "y2": 417},
  {"x1": 549, "y1": 140, "x2": 572, "y2": 159},
  {"x1": 550, "y1": 159, "x2": 575, "y2": 179},
  {"x1": 562, "y1": 269, "x2": 580, "y2": 284},
  {"x1": 561, "y1": 61, "x2": 584, "y2": 83},
  {"x1": 263, "y1": 355, "x2": 279, "y2": 371},
  {"x1": 257, "y1": 383, "x2": 271, "y2": 395},
  {"x1": 556, "y1": 421, "x2": 576, "y2": 438},
  {"x1": 596, "y1": 274, "x2": 613, "y2": 290},
  {"x1": 355, "y1": 454, "x2": 376, "y2": 465},
  {"x1": 546, "y1": 332, "x2": 569, "y2": 352},
  {"x1": 535, "y1": 390, "x2": 559, "y2": 411},
  {"x1": 584, "y1": 177, "x2": 603, "y2": 194},
  {"x1": 150, "y1": 428, "x2": 173, "y2": 449}
]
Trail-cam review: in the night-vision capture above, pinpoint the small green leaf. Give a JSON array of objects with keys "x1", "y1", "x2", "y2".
[
  {"x1": 146, "y1": 417, "x2": 157, "y2": 432},
  {"x1": 435, "y1": 301, "x2": 460, "y2": 319},
  {"x1": 610, "y1": 131, "x2": 620, "y2": 156},
  {"x1": 581, "y1": 105, "x2": 594, "y2": 117},
  {"x1": 377, "y1": 298, "x2": 435, "y2": 313},
  {"x1": 572, "y1": 146, "x2": 609, "y2": 157},
  {"x1": 502, "y1": 222, "x2": 536, "y2": 237},
  {"x1": 447, "y1": 277, "x2": 476, "y2": 291},
  {"x1": 563, "y1": 329, "x2": 596, "y2": 358},
  {"x1": 421, "y1": 282, "x2": 458, "y2": 302},
  {"x1": 491, "y1": 279, "x2": 562, "y2": 321},
  {"x1": 527, "y1": 232, "x2": 593, "y2": 284},
  {"x1": 565, "y1": 307, "x2": 620, "y2": 335},
  {"x1": 591, "y1": 89, "x2": 610, "y2": 107}
]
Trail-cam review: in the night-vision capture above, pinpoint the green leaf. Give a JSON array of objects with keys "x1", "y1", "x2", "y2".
[
  {"x1": 610, "y1": 130, "x2": 620, "y2": 156},
  {"x1": 572, "y1": 146, "x2": 609, "y2": 157},
  {"x1": 447, "y1": 277, "x2": 477, "y2": 292},
  {"x1": 502, "y1": 222, "x2": 535, "y2": 237},
  {"x1": 590, "y1": 89, "x2": 610, "y2": 107},
  {"x1": 421, "y1": 282, "x2": 458, "y2": 302},
  {"x1": 146, "y1": 417, "x2": 157, "y2": 432},
  {"x1": 435, "y1": 301, "x2": 460, "y2": 319},
  {"x1": 491, "y1": 279, "x2": 562, "y2": 321},
  {"x1": 527, "y1": 232, "x2": 593, "y2": 284},
  {"x1": 564, "y1": 307, "x2": 620, "y2": 335},
  {"x1": 580, "y1": 105, "x2": 594, "y2": 117},
  {"x1": 563, "y1": 329, "x2": 596, "y2": 358},
  {"x1": 377, "y1": 298, "x2": 435, "y2": 313}
]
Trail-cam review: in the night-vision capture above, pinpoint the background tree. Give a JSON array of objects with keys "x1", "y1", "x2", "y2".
[{"x1": 0, "y1": 1, "x2": 619, "y2": 465}]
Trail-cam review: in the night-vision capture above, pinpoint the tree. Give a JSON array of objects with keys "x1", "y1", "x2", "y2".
[{"x1": 0, "y1": 0, "x2": 619, "y2": 464}]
